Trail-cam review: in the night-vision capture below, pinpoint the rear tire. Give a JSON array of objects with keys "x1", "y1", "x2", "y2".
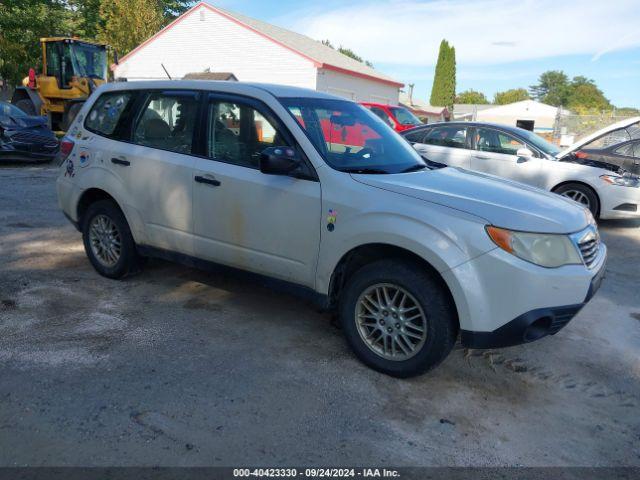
[
  {"x1": 553, "y1": 183, "x2": 600, "y2": 218},
  {"x1": 14, "y1": 99, "x2": 37, "y2": 116},
  {"x1": 81, "y1": 200, "x2": 142, "y2": 279},
  {"x1": 338, "y1": 259, "x2": 458, "y2": 378}
]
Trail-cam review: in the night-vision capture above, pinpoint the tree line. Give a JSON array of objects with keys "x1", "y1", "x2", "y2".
[
  {"x1": 429, "y1": 39, "x2": 635, "y2": 114},
  {"x1": 0, "y1": 0, "x2": 193, "y2": 87}
]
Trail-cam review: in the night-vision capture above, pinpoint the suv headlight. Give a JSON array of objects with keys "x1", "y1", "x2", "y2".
[
  {"x1": 486, "y1": 226, "x2": 582, "y2": 268},
  {"x1": 601, "y1": 174, "x2": 640, "y2": 188}
]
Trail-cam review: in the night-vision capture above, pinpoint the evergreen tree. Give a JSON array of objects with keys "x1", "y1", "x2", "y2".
[{"x1": 430, "y1": 39, "x2": 456, "y2": 108}]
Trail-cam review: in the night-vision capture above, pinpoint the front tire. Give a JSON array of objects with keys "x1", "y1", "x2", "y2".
[
  {"x1": 81, "y1": 200, "x2": 142, "y2": 279},
  {"x1": 339, "y1": 260, "x2": 458, "y2": 378},
  {"x1": 554, "y1": 183, "x2": 600, "y2": 218}
]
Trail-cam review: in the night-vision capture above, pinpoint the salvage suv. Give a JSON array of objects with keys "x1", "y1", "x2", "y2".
[{"x1": 57, "y1": 81, "x2": 607, "y2": 377}]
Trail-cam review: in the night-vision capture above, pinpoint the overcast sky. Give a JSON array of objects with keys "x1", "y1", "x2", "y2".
[{"x1": 210, "y1": 0, "x2": 640, "y2": 107}]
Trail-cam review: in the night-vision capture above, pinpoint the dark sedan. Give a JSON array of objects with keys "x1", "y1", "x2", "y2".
[
  {"x1": 0, "y1": 101, "x2": 59, "y2": 162},
  {"x1": 574, "y1": 139, "x2": 640, "y2": 175}
]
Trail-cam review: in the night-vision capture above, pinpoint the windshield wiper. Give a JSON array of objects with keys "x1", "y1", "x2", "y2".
[
  {"x1": 341, "y1": 167, "x2": 389, "y2": 174},
  {"x1": 400, "y1": 164, "x2": 428, "y2": 173}
]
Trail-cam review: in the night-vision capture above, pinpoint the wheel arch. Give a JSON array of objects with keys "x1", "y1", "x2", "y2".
[
  {"x1": 327, "y1": 243, "x2": 459, "y2": 328},
  {"x1": 77, "y1": 188, "x2": 125, "y2": 228},
  {"x1": 551, "y1": 180, "x2": 601, "y2": 216}
]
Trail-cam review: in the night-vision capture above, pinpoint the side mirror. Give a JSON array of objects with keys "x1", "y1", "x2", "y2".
[
  {"x1": 260, "y1": 146, "x2": 302, "y2": 176},
  {"x1": 516, "y1": 148, "x2": 534, "y2": 161}
]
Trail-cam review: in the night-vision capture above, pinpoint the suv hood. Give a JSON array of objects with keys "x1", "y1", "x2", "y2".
[
  {"x1": 352, "y1": 167, "x2": 589, "y2": 234},
  {"x1": 557, "y1": 116, "x2": 640, "y2": 159}
]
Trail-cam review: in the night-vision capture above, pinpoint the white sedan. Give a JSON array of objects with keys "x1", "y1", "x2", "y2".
[{"x1": 402, "y1": 117, "x2": 640, "y2": 219}]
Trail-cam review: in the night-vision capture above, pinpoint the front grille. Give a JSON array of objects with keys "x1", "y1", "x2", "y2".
[
  {"x1": 548, "y1": 312, "x2": 575, "y2": 335},
  {"x1": 11, "y1": 131, "x2": 53, "y2": 144},
  {"x1": 577, "y1": 228, "x2": 600, "y2": 268}
]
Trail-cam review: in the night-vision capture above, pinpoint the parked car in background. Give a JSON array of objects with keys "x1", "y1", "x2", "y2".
[
  {"x1": 0, "y1": 101, "x2": 59, "y2": 162},
  {"x1": 559, "y1": 117, "x2": 640, "y2": 175},
  {"x1": 402, "y1": 120, "x2": 640, "y2": 219},
  {"x1": 361, "y1": 102, "x2": 422, "y2": 132},
  {"x1": 57, "y1": 82, "x2": 605, "y2": 377}
]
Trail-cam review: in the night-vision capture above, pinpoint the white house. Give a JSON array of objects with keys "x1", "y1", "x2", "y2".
[
  {"x1": 474, "y1": 100, "x2": 565, "y2": 133},
  {"x1": 113, "y1": 2, "x2": 403, "y2": 103}
]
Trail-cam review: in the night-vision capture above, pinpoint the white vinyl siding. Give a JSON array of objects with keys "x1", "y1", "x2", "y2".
[
  {"x1": 113, "y1": 4, "x2": 401, "y2": 104},
  {"x1": 316, "y1": 68, "x2": 400, "y2": 104},
  {"x1": 114, "y1": 5, "x2": 317, "y2": 89}
]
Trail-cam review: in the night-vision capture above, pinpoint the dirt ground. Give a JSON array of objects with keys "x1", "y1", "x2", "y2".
[{"x1": 0, "y1": 164, "x2": 638, "y2": 467}]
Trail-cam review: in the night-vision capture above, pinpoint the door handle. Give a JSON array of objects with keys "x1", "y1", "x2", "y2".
[
  {"x1": 194, "y1": 175, "x2": 221, "y2": 187},
  {"x1": 473, "y1": 154, "x2": 490, "y2": 159},
  {"x1": 111, "y1": 157, "x2": 130, "y2": 166}
]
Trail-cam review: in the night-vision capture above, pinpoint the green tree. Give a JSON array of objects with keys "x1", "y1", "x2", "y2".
[
  {"x1": 0, "y1": 0, "x2": 70, "y2": 86},
  {"x1": 66, "y1": 0, "x2": 104, "y2": 38},
  {"x1": 493, "y1": 88, "x2": 530, "y2": 105},
  {"x1": 160, "y1": 0, "x2": 193, "y2": 19},
  {"x1": 529, "y1": 70, "x2": 570, "y2": 106},
  {"x1": 98, "y1": 0, "x2": 164, "y2": 55},
  {"x1": 455, "y1": 89, "x2": 488, "y2": 104},
  {"x1": 430, "y1": 39, "x2": 456, "y2": 108},
  {"x1": 566, "y1": 76, "x2": 612, "y2": 113}
]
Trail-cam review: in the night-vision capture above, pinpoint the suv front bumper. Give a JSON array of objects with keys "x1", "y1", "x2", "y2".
[{"x1": 459, "y1": 250, "x2": 606, "y2": 349}]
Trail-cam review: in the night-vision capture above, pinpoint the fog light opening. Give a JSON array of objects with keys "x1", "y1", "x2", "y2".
[{"x1": 524, "y1": 317, "x2": 552, "y2": 342}]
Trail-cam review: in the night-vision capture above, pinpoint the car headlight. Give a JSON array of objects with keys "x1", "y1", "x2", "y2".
[
  {"x1": 486, "y1": 226, "x2": 582, "y2": 268},
  {"x1": 601, "y1": 174, "x2": 640, "y2": 188}
]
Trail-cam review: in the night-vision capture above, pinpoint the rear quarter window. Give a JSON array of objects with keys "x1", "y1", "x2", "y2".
[{"x1": 85, "y1": 91, "x2": 134, "y2": 137}]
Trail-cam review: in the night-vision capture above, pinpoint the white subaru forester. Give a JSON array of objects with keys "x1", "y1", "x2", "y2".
[{"x1": 57, "y1": 81, "x2": 607, "y2": 377}]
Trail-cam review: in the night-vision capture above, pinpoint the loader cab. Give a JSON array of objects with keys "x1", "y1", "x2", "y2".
[
  {"x1": 42, "y1": 38, "x2": 108, "y2": 89},
  {"x1": 12, "y1": 37, "x2": 111, "y2": 132}
]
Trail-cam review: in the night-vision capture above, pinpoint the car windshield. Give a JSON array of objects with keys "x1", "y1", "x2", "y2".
[
  {"x1": 0, "y1": 101, "x2": 27, "y2": 119},
  {"x1": 390, "y1": 106, "x2": 421, "y2": 125},
  {"x1": 280, "y1": 97, "x2": 426, "y2": 174},
  {"x1": 515, "y1": 128, "x2": 561, "y2": 156}
]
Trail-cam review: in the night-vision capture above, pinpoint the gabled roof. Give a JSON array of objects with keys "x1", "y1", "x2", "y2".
[{"x1": 116, "y1": 2, "x2": 403, "y2": 88}]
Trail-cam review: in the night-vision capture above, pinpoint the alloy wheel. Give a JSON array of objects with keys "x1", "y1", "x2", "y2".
[
  {"x1": 355, "y1": 283, "x2": 428, "y2": 361},
  {"x1": 88, "y1": 214, "x2": 122, "y2": 267},
  {"x1": 560, "y1": 189, "x2": 591, "y2": 209}
]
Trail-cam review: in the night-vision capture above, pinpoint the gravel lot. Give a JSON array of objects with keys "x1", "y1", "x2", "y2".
[{"x1": 0, "y1": 164, "x2": 638, "y2": 467}]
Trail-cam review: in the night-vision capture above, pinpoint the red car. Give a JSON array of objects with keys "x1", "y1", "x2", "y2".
[{"x1": 360, "y1": 102, "x2": 423, "y2": 132}]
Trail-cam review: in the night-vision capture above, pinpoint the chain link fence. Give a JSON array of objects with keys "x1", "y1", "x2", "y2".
[{"x1": 552, "y1": 113, "x2": 639, "y2": 146}]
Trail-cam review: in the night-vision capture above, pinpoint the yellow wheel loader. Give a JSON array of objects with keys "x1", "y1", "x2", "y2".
[{"x1": 11, "y1": 37, "x2": 114, "y2": 133}]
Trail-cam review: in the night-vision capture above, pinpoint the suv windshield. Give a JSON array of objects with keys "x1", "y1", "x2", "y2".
[
  {"x1": 390, "y1": 106, "x2": 421, "y2": 126},
  {"x1": 516, "y1": 128, "x2": 561, "y2": 157},
  {"x1": 280, "y1": 97, "x2": 426, "y2": 174}
]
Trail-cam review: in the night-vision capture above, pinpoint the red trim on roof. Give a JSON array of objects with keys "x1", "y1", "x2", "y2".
[
  {"x1": 114, "y1": 1, "x2": 402, "y2": 89},
  {"x1": 320, "y1": 64, "x2": 404, "y2": 88},
  {"x1": 203, "y1": 3, "x2": 322, "y2": 68},
  {"x1": 113, "y1": 3, "x2": 204, "y2": 69}
]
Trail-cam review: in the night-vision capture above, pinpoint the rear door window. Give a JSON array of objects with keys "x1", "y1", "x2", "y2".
[
  {"x1": 85, "y1": 91, "x2": 134, "y2": 137},
  {"x1": 132, "y1": 91, "x2": 199, "y2": 154},
  {"x1": 403, "y1": 129, "x2": 427, "y2": 143},
  {"x1": 423, "y1": 126, "x2": 468, "y2": 149}
]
